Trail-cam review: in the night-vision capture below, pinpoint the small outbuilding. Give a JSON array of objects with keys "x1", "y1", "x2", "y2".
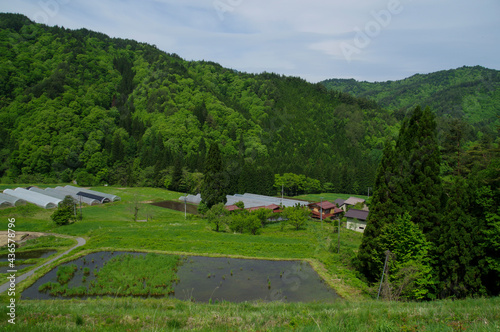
[
  {"x1": 345, "y1": 209, "x2": 369, "y2": 233},
  {"x1": 339, "y1": 197, "x2": 368, "y2": 211}
]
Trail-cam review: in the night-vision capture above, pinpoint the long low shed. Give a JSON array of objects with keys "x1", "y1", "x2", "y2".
[
  {"x1": 64, "y1": 185, "x2": 120, "y2": 202},
  {"x1": 0, "y1": 192, "x2": 26, "y2": 207},
  {"x1": 54, "y1": 187, "x2": 100, "y2": 205},
  {"x1": 3, "y1": 188, "x2": 59, "y2": 209}
]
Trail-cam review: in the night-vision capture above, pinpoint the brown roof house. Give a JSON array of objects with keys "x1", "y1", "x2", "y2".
[
  {"x1": 308, "y1": 201, "x2": 343, "y2": 220},
  {"x1": 345, "y1": 209, "x2": 369, "y2": 233}
]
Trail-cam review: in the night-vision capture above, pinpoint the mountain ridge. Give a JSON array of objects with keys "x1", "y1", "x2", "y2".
[{"x1": 321, "y1": 66, "x2": 500, "y2": 133}]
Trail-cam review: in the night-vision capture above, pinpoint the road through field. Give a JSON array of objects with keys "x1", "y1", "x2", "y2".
[{"x1": 0, "y1": 236, "x2": 86, "y2": 294}]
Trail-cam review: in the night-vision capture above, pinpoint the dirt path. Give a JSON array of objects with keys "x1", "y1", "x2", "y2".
[{"x1": 0, "y1": 235, "x2": 86, "y2": 294}]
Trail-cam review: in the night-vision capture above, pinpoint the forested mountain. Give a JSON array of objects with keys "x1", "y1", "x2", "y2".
[
  {"x1": 321, "y1": 66, "x2": 500, "y2": 136},
  {"x1": 0, "y1": 13, "x2": 395, "y2": 195}
]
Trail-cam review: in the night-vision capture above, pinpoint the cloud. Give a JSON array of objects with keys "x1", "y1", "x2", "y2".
[{"x1": 2, "y1": 0, "x2": 499, "y2": 82}]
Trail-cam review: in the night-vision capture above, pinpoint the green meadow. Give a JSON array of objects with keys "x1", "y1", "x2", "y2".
[{"x1": 1, "y1": 185, "x2": 498, "y2": 331}]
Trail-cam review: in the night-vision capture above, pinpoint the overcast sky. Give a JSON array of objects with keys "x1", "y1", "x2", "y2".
[{"x1": 2, "y1": 0, "x2": 499, "y2": 82}]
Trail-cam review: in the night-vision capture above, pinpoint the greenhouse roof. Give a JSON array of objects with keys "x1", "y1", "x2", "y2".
[
  {"x1": 64, "y1": 185, "x2": 120, "y2": 202},
  {"x1": 3, "y1": 188, "x2": 59, "y2": 209}
]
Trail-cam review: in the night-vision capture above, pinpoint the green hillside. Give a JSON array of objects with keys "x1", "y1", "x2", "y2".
[
  {"x1": 321, "y1": 66, "x2": 500, "y2": 134},
  {"x1": 0, "y1": 13, "x2": 396, "y2": 195}
]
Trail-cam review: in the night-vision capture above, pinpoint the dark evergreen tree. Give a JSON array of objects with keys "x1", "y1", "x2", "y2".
[
  {"x1": 201, "y1": 143, "x2": 228, "y2": 208},
  {"x1": 356, "y1": 106, "x2": 443, "y2": 283},
  {"x1": 403, "y1": 107, "x2": 443, "y2": 240},
  {"x1": 356, "y1": 142, "x2": 405, "y2": 281},
  {"x1": 169, "y1": 154, "x2": 184, "y2": 192},
  {"x1": 436, "y1": 177, "x2": 485, "y2": 298},
  {"x1": 471, "y1": 157, "x2": 500, "y2": 295}
]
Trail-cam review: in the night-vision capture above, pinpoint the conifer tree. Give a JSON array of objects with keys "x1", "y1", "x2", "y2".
[
  {"x1": 356, "y1": 143, "x2": 404, "y2": 281},
  {"x1": 436, "y1": 177, "x2": 485, "y2": 298},
  {"x1": 356, "y1": 106, "x2": 443, "y2": 283},
  {"x1": 403, "y1": 107, "x2": 443, "y2": 240},
  {"x1": 201, "y1": 143, "x2": 228, "y2": 208}
]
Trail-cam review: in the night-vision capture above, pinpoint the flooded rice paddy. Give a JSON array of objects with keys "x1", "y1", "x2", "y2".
[
  {"x1": 0, "y1": 249, "x2": 57, "y2": 273},
  {"x1": 22, "y1": 251, "x2": 339, "y2": 303}
]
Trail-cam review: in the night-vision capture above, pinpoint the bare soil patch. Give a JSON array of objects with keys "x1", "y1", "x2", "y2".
[{"x1": 0, "y1": 231, "x2": 51, "y2": 247}]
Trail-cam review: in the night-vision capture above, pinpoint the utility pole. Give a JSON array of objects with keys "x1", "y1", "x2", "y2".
[
  {"x1": 367, "y1": 187, "x2": 372, "y2": 199},
  {"x1": 281, "y1": 183, "x2": 284, "y2": 206},
  {"x1": 184, "y1": 194, "x2": 187, "y2": 220},
  {"x1": 79, "y1": 195, "x2": 82, "y2": 220},
  {"x1": 338, "y1": 218, "x2": 341, "y2": 254},
  {"x1": 320, "y1": 197, "x2": 323, "y2": 229},
  {"x1": 377, "y1": 250, "x2": 391, "y2": 300}
]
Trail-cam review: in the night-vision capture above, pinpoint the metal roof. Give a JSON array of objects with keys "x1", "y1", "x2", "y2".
[
  {"x1": 345, "y1": 209, "x2": 369, "y2": 221},
  {"x1": 308, "y1": 201, "x2": 337, "y2": 210},
  {"x1": 343, "y1": 197, "x2": 366, "y2": 206}
]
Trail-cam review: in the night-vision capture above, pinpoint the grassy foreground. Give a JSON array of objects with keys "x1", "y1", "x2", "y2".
[{"x1": 1, "y1": 297, "x2": 499, "y2": 331}]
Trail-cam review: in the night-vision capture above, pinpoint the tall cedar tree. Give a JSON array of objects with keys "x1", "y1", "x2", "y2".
[
  {"x1": 356, "y1": 106, "x2": 443, "y2": 283},
  {"x1": 436, "y1": 177, "x2": 485, "y2": 298},
  {"x1": 356, "y1": 143, "x2": 405, "y2": 281},
  {"x1": 201, "y1": 143, "x2": 228, "y2": 208},
  {"x1": 401, "y1": 106, "x2": 443, "y2": 241},
  {"x1": 469, "y1": 158, "x2": 500, "y2": 295}
]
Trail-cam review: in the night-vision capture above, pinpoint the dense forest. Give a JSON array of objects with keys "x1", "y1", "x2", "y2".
[
  {"x1": 0, "y1": 13, "x2": 394, "y2": 195},
  {"x1": 321, "y1": 66, "x2": 500, "y2": 136}
]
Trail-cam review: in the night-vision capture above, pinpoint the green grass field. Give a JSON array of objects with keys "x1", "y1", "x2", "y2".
[{"x1": 1, "y1": 185, "x2": 498, "y2": 331}]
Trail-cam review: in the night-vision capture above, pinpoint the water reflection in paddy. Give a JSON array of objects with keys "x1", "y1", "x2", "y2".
[{"x1": 22, "y1": 252, "x2": 338, "y2": 303}]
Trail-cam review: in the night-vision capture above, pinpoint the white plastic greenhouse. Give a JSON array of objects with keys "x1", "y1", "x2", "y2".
[
  {"x1": 64, "y1": 185, "x2": 121, "y2": 202},
  {"x1": 54, "y1": 187, "x2": 100, "y2": 205},
  {"x1": 0, "y1": 192, "x2": 26, "y2": 208},
  {"x1": 179, "y1": 194, "x2": 202, "y2": 204},
  {"x1": 3, "y1": 188, "x2": 60, "y2": 209},
  {"x1": 29, "y1": 187, "x2": 76, "y2": 203},
  {"x1": 225, "y1": 193, "x2": 309, "y2": 209}
]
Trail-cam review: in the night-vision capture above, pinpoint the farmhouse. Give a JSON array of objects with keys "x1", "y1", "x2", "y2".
[
  {"x1": 345, "y1": 209, "x2": 369, "y2": 233},
  {"x1": 338, "y1": 197, "x2": 368, "y2": 211},
  {"x1": 307, "y1": 201, "x2": 343, "y2": 220}
]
